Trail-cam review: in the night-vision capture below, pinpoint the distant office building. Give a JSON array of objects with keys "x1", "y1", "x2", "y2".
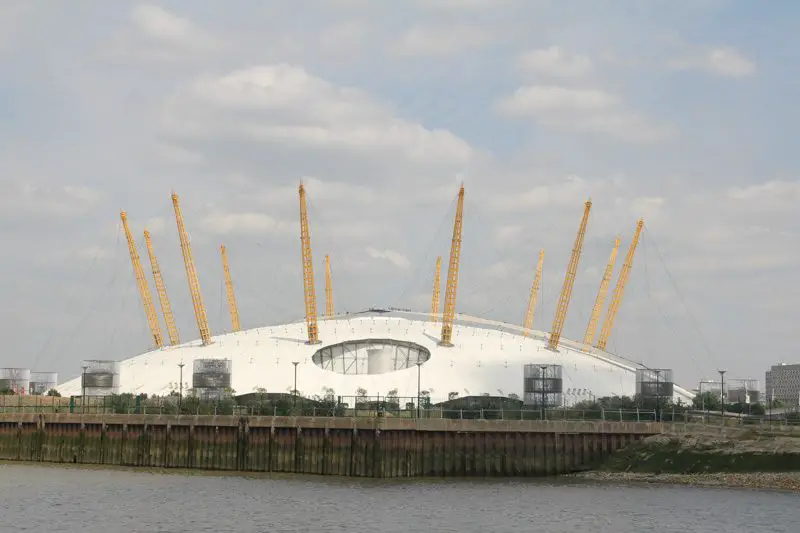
[{"x1": 765, "y1": 364, "x2": 800, "y2": 406}]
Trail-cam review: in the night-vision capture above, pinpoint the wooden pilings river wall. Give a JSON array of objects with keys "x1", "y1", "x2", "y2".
[{"x1": 0, "y1": 414, "x2": 661, "y2": 478}]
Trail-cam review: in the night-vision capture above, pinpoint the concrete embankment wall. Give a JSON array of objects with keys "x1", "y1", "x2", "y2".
[{"x1": 0, "y1": 414, "x2": 662, "y2": 477}]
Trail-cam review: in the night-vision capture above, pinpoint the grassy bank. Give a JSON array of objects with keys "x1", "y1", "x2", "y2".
[
  {"x1": 575, "y1": 430, "x2": 800, "y2": 491},
  {"x1": 598, "y1": 431, "x2": 800, "y2": 474}
]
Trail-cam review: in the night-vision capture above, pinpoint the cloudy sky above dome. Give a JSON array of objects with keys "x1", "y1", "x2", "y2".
[{"x1": 1, "y1": 0, "x2": 796, "y2": 389}]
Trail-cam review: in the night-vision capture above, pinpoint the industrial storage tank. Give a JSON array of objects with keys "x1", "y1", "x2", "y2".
[
  {"x1": 192, "y1": 359, "x2": 232, "y2": 399},
  {"x1": 0, "y1": 368, "x2": 31, "y2": 394},
  {"x1": 81, "y1": 360, "x2": 120, "y2": 396},
  {"x1": 727, "y1": 379, "x2": 760, "y2": 404},
  {"x1": 635, "y1": 368, "x2": 674, "y2": 399},
  {"x1": 523, "y1": 364, "x2": 563, "y2": 407},
  {"x1": 29, "y1": 372, "x2": 58, "y2": 395}
]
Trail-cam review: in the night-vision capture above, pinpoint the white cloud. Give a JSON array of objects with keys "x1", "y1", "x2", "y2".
[
  {"x1": 496, "y1": 86, "x2": 616, "y2": 114},
  {"x1": 0, "y1": 182, "x2": 102, "y2": 218},
  {"x1": 634, "y1": 189, "x2": 799, "y2": 275},
  {"x1": 575, "y1": 112, "x2": 677, "y2": 142},
  {"x1": 239, "y1": 179, "x2": 380, "y2": 214},
  {"x1": 153, "y1": 142, "x2": 206, "y2": 167},
  {"x1": 198, "y1": 212, "x2": 296, "y2": 236},
  {"x1": 628, "y1": 196, "x2": 666, "y2": 222},
  {"x1": 391, "y1": 24, "x2": 491, "y2": 56},
  {"x1": 486, "y1": 260, "x2": 520, "y2": 279},
  {"x1": 108, "y1": 4, "x2": 223, "y2": 63},
  {"x1": 318, "y1": 21, "x2": 369, "y2": 53},
  {"x1": 517, "y1": 46, "x2": 592, "y2": 77},
  {"x1": 495, "y1": 85, "x2": 676, "y2": 142},
  {"x1": 366, "y1": 247, "x2": 411, "y2": 269},
  {"x1": 143, "y1": 216, "x2": 167, "y2": 236},
  {"x1": 0, "y1": 1, "x2": 37, "y2": 55},
  {"x1": 489, "y1": 175, "x2": 593, "y2": 212},
  {"x1": 668, "y1": 46, "x2": 755, "y2": 78},
  {"x1": 726, "y1": 180, "x2": 800, "y2": 212},
  {"x1": 494, "y1": 225, "x2": 522, "y2": 245},
  {"x1": 302, "y1": 178, "x2": 378, "y2": 205},
  {"x1": 76, "y1": 245, "x2": 112, "y2": 261},
  {"x1": 161, "y1": 64, "x2": 476, "y2": 165},
  {"x1": 130, "y1": 4, "x2": 220, "y2": 52}
]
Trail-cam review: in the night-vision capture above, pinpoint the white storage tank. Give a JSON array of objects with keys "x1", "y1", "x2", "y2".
[
  {"x1": 0, "y1": 368, "x2": 31, "y2": 394},
  {"x1": 29, "y1": 372, "x2": 58, "y2": 395}
]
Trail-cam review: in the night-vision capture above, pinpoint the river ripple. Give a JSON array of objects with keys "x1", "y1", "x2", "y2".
[{"x1": 0, "y1": 463, "x2": 796, "y2": 532}]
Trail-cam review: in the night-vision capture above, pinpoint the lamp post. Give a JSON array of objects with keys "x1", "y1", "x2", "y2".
[
  {"x1": 718, "y1": 369, "x2": 727, "y2": 422},
  {"x1": 81, "y1": 365, "x2": 88, "y2": 414},
  {"x1": 769, "y1": 389, "x2": 774, "y2": 427},
  {"x1": 698, "y1": 380, "x2": 705, "y2": 411},
  {"x1": 416, "y1": 361, "x2": 422, "y2": 418},
  {"x1": 178, "y1": 362, "x2": 185, "y2": 412},
  {"x1": 654, "y1": 369, "x2": 662, "y2": 422},
  {"x1": 698, "y1": 380, "x2": 710, "y2": 423},
  {"x1": 292, "y1": 361, "x2": 299, "y2": 407}
]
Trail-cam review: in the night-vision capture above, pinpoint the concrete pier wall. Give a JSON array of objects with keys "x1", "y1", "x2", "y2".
[{"x1": 0, "y1": 414, "x2": 661, "y2": 477}]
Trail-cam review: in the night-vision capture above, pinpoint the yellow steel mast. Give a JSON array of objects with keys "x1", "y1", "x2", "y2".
[
  {"x1": 596, "y1": 218, "x2": 644, "y2": 351},
  {"x1": 324, "y1": 254, "x2": 334, "y2": 318},
  {"x1": 431, "y1": 256, "x2": 442, "y2": 324},
  {"x1": 523, "y1": 249, "x2": 544, "y2": 337},
  {"x1": 172, "y1": 192, "x2": 212, "y2": 345},
  {"x1": 220, "y1": 244, "x2": 241, "y2": 332},
  {"x1": 144, "y1": 229, "x2": 180, "y2": 346},
  {"x1": 440, "y1": 185, "x2": 465, "y2": 346},
  {"x1": 299, "y1": 182, "x2": 320, "y2": 344},
  {"x1": 548, "y1": 200, "x2": 592, "y2": 350},
  {"x1": 583, "y1": 236, "x2": 620, "y2": 346},
  {"x1": 120, "y1": 211, "x2": 163, "y2": 348}
]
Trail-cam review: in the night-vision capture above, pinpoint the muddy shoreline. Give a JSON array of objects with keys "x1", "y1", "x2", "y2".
[{"x1": 572, "y1": 470, "x2": 800, "y2": 492}]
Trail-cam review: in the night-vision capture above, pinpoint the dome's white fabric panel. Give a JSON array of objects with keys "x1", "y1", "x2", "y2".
[{"x1": 57, "y1": 310, "x2": 694, "y2": 402}]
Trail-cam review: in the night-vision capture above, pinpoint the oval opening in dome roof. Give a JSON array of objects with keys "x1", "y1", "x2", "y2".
[{"x1": 312, "y1": 338, "x2": 431, "y2": 376}]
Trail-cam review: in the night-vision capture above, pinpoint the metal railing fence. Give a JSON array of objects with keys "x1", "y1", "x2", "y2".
[{"x1": 1, "y1": 393, "x2": 799, "y2": 427}]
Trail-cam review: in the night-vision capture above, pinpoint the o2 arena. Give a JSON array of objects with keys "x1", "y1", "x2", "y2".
[{"x1": 57, "y1": 184, "x2": 694, "y2": 404}]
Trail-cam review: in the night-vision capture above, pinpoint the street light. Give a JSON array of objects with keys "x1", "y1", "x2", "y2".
[
  {"x1": 178, "y1": 362, "x2": 185, "y2": 413},
  {"x1": 718, "y1": 369, "x2": 727, "y2": 422},
  {"x1": 81, "y1": 365, "x2": 88, "y2": 414},
  {"x1": 416, "y1": 361, "x2": 423, "y2": 418},
  {"x1": 698, "y1": 380, "x2": 705, "y2": 411},
  {"x1": 654, "y1": 369, "x2": 662, "y2": 422}
]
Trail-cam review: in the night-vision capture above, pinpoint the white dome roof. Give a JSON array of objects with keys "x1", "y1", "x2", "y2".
[{"x1": 57, "y1": 309, "x2": 694, "y2": 403}]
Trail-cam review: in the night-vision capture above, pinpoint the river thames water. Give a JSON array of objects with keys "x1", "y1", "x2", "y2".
[{"x1": 0, "y1": 463, "x2": 796, "y2": 532}]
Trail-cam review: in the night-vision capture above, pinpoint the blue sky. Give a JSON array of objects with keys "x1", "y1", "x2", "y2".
[{"x1": 0, "y1": 0, "x2": 798, "y2": 393}]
